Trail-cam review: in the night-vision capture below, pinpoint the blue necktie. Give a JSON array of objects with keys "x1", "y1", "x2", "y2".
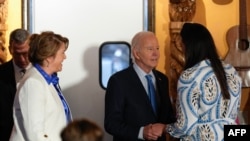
[{"x1": 145, "y1": 74, "x2": 157, "y2": 115}]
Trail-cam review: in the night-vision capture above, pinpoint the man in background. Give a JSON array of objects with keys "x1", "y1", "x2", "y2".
[{"x1": 0, "y1": 28, "x2": 31, "y2": 141}]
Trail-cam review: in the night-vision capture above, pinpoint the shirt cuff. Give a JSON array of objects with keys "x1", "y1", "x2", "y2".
[{"x1": 138, "y1": 127, "x2": 145, "y2": 140}]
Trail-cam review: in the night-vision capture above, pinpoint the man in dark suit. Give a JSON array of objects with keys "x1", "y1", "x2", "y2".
[
  {"x1": 0, "y1": 29, "x2": 30, "y2": 141},
  {"x1": 104, "y1": 31, "x2": 176, "y2": 141}
]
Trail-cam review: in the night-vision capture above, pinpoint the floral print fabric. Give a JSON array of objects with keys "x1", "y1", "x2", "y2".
[{"x1": 167, "y1": 59, "x2": 242, "y2": 141}]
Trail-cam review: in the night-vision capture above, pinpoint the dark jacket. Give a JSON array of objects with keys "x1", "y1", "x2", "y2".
[
  {"x1": 0, "y1": 60, "x2": 16, "y2": 141},
  {"x1": 104, "y1": 65, "x2": 176, "y2": 141}
]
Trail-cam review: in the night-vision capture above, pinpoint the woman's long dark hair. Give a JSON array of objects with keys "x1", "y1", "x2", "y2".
[{"x1": 181, "y1": 23, "x2": 230, "y2": 99}]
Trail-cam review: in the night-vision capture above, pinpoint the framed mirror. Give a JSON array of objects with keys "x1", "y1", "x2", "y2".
[{"x1": 99, "y1": 41, "x2": 131, "y2": 89}]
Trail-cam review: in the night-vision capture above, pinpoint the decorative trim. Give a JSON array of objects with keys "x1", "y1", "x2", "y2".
[
  {"x1": 0, "y1": 0, "x2": 7, "y2": 64},
  {"x1": 147, "y1": 0, "x2": 155, "y2": 32}
]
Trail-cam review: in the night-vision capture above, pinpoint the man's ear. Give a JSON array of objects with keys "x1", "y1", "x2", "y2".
[{"x1": 132, "y1": 48, "x2": 140, "y2": 60}]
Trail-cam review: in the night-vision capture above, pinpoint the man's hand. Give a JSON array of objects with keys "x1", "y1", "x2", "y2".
[
  {"x1": 143, "y1": 123, "x2": 166, "y2": 141},
  {"x1": 152, "y1": 123, "x2": 166, "y2": 135}
]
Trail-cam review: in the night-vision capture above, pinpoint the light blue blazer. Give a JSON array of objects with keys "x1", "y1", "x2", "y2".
[{"x1": 10, "y1": 66, "x2": 70, "y2": 141}]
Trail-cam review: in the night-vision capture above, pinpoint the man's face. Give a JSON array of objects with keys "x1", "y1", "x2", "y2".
[
  {"x1": 10, "y1": 40, "x2": 30, "y2": 68},
  {"x1": 133, "y1": 34, "x2": 160, "y2": 73}
]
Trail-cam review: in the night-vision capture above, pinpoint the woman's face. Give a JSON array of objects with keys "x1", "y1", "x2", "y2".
[{"x1": 48, "y1": 43, "x2": 67, "y2": 73}]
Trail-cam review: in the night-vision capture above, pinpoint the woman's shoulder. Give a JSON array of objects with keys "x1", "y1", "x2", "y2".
[
  {"x1": 221, "y1": 61, "x2": 241, "y2": 76},
  {"x1": 179, "y1": 60, "x2": 213, "y2": 83},
  {"x1": 221, "y1": 61, "x2": 235, "y2": 70},
  {"x1": 20, "y1": 66, "x2": 48, "y2": 86}
]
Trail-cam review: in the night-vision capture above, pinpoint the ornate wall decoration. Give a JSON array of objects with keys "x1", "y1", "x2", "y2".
[
  {"x1": 169, "y1": 0, "x2": 196, "y2": 114},
  {"x1": 0, "y1": 0, "x2": 7, "y2": 64}
]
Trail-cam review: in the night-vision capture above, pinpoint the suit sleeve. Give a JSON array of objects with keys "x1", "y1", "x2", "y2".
[{"x1": 104, "y1": 75, "x2": 140, "y2": 140}]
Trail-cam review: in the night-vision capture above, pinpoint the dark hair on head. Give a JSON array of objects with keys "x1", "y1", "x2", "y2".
[
  {"x1": 28, "y1": 31, "x2": 69, "y2": 65},
  {"x1": 9, "y1": 28, "x2": 30, "y2": 45},
  {"x1": 180, "y1": 22, "x2": 230, "y2": 99}
]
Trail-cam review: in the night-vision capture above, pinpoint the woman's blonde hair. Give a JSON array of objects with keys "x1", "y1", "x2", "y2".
[{"x1": 28, "y1": 31, "x2": 69, "y2": 66}]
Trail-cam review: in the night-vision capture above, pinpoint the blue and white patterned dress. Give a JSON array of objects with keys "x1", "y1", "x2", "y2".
[{"x1": 167, "y1": 59, "x2": 242, "y2": 141}]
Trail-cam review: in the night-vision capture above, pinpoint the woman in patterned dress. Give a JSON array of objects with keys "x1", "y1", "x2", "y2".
[
  {"x1": 167, "y1": 22, "x2": 242, "y2": 141},
  {"x1": 154, "y1": 22, "x2": 242, "y2": 141}
]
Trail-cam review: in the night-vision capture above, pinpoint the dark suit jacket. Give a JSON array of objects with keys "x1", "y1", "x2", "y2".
[
  {"x1": 104, "y1": 65, "x2": 176, "y2": 141},
  {"x1": 0, "y1": 60, "x2": 16, "y2": 89},
  {"x1": 0, "y1": 60, "x2": 16, "y2": 141}
]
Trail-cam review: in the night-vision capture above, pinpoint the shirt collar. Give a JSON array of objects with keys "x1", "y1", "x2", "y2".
[
  {"x1": 13, "y1": 60, "x2": 32, "y2": 73},
  {"x1": 133, "y1": 62, "x2": 154, "y2": 76},
  {"x1": 34, "y1": 63, "x2": 58, "y2": 85}
]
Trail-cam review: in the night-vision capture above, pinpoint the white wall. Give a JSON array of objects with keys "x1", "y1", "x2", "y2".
[{"x1": 32, "y1": 0, "x2": 143, "y2": 140}]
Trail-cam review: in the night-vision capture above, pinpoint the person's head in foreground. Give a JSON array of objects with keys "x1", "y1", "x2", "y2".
[{"x1": 61, "y1": 118, "x2": 103, "y2": 141}]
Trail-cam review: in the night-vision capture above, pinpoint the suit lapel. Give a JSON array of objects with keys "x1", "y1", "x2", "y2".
[
  {"x1": 153, "y1": 70, "x2": 164, "y2": 116},
  {"x1": 129, "y1": 67, "x2": 158, "y2": 117}
]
